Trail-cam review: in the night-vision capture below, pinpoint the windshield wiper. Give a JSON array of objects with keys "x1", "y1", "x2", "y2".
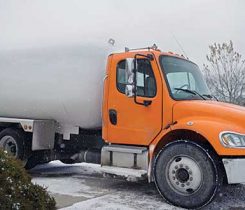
[
  {"x1": 202, "y1": 94, "x2": 219, "y2": 101},
  {"x1": 174, "y1": 88, "x2": 206, "y2": 100}
]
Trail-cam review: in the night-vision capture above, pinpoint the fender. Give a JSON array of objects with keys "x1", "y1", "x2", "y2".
[
  {"x1": 147, "y1": 118, "x2": 245, "y2": 182},
  {"x1": 149, "y1": 118, "x2": 245, "y2": 166}
]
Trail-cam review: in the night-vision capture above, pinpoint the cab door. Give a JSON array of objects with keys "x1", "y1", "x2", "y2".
[{"x1": 106, "y1": 53, "x2": 163, "y2": 146}]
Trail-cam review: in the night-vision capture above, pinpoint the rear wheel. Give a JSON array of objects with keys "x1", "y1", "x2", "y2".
[
  {"x1": 60, "y1": 159, "x2": 76, "y2": 164},
  {"x1": 0, "y1": 128, "x2": 25, "y2": 160},
  {"x1": 154, "y1": 141, "x2": 221, "y2": 209}
]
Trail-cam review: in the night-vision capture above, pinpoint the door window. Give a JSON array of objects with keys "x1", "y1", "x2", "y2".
[{"x1": 116, "y1": 59, "x2": 156, "y2": 97}]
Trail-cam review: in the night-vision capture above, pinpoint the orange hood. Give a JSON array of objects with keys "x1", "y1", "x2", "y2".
[{"x1": 173, "y1": 100, "x2": 245, "y2": 131}]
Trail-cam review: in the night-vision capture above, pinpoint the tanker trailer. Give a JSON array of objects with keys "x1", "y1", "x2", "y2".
[{"x1": 0, "y1": 44, "x2": 109, "y2": 168}]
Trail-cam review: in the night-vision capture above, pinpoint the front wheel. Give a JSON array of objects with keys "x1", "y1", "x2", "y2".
[{"x1": 154, "y1": 141, "x2": 221, "y2": 209}]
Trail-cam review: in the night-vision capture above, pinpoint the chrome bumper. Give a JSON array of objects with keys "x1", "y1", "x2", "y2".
[{"x1": 223, "y1": 158, "x2": 245, "y2": 184}]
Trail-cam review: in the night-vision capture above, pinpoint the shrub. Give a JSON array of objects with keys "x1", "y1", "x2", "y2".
[{"x1": 0, "y1": 150, "x2": 56, "y2": 210}]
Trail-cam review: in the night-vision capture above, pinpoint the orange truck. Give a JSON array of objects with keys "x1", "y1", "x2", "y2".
[{"x1": 0, "y1": 46, "x2": 245, "y2": 209}]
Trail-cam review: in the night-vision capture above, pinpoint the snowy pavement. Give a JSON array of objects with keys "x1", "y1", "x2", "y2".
[{"x1": 30, "y1": 161, "x2": 245, "y2": 210}]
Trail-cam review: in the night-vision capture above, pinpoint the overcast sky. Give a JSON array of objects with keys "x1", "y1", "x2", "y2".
[{"x1": 0, "y1": 0, "x2": 244, "y2": 66}]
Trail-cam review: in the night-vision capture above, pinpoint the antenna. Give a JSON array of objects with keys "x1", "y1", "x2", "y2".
[{"x1": 171, "y1": 33, "x2": 188, "y2": 58}]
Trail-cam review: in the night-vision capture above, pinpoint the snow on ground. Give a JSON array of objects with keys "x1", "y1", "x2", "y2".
[
  {"x1": 32, "y1": 177, "x2": 103, "y2": 198},
  {"x1": 30, "y1": 161, "x2": 245, "y2": 210}
]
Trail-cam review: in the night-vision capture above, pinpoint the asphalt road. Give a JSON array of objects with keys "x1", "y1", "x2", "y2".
[{"x1": 29, "y1": 161, "x2": 245, "y2": 210}]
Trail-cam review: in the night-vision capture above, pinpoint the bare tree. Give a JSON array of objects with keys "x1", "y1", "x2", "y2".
[{"x1": 203, "y1": 41, "x2": 245, "y2": 105}]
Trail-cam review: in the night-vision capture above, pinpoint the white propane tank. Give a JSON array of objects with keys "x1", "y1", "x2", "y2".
[{"x1": 0, "y1": 44, "x2": 111, "y2": 132}]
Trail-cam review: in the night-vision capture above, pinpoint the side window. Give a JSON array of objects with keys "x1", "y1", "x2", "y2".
[{"x1": 116, "y1": 59, "x2": 156, "y2": 97}]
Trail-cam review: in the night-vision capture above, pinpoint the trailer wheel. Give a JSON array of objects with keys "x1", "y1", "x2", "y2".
[
  {"x1": 0, "y1": 128, "x2": 25, "y2": 160},
  {"x1": 154, "y1": 141, "x2": 221, "y2": 209},
  {"x1": 24, "y1": 155, "x2": 40, "y2": 170},
  {"x1": 60, "y1": 159, "x2": 76, "y2": 164}
]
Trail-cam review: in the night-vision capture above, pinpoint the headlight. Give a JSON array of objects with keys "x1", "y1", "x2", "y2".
[{"x1": 220, "y1": 132, "x2": 245, "y2": 147}]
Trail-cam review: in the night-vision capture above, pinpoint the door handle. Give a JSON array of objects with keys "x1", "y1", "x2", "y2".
[
  {"x1": 143, "y1": 100, "x2": 152, "y2": 107},
  {"x1": 109, "y1": 109, "x2": 117, "y2": 125}
]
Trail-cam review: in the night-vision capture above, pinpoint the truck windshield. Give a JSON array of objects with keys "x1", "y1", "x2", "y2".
[{"x1": 160, "y1": 56, "x2": 211, "y2": 100}]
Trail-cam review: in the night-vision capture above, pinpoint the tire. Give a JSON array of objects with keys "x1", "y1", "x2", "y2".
[
  {"x1": 25, "y1": 152, "x2": 51, "y2": 170},
  {"x1": 60, "y1": 159, "x2": 76, "y2": 164},
  {"x1": 154, "y1": 141, "x2": 221, "y2": 209},
  {"x1": 0, "y1": 128, "x2": 25, "y2": 160},
  {"x1": 24, "y1": 155, "x2": 40, "y2": 170}
]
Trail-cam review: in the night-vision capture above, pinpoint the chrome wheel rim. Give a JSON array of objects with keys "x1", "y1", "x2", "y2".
[
  {"x1": 0, "y1": 136, "x2": 18, "y2": 158},
  {"x1": 167, "y1": 155, "x2": 203, "y2": 195}
]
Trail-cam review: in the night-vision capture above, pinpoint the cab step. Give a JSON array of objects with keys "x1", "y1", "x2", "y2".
[
  {"x1": 101, "y1": 165, "x2": 147, "y2": 181},
  {"x1": 101, "y1": 144, "x2": 148, "y2": 171}
]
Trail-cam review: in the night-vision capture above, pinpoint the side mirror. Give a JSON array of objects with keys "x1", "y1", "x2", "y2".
[
  {"x1": 125, "y1": 84, "x2": 134, "y2": 97},
  {"x1": 125, "y1": 58, "x2": 135, "y2": 97}
]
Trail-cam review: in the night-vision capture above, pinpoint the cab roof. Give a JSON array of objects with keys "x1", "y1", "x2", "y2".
[{"x1": 110, "y1": 47, "x2": 190, "y2": 62}]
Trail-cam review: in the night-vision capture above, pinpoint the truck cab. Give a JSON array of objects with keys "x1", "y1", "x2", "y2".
[{"x1": 102, "y1": 47, "x2": 245, "y2": 209}]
